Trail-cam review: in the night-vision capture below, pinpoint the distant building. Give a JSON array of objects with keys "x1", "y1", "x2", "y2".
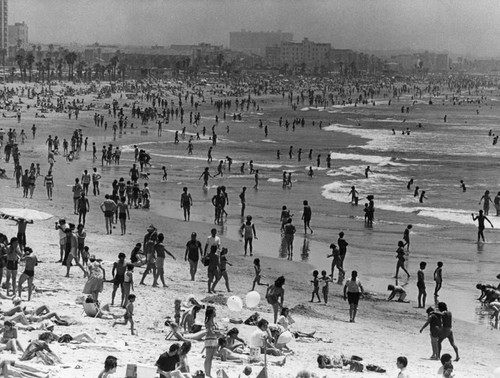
[
  {"x1": 388, "y1": 51, "x2": 449, "y2": 73},
  {"x1": 8, "y1": 21, "x2": 28, "y2": 47},
  {"x1": 279, "y1": 38, "x2": 331, "y2": 69},
  {"x1": 229, "y1": 30, "x2": 293, "y2": 56},
  {"x1": 0, "y1": 0, "x2": 7, "y2": 53}
]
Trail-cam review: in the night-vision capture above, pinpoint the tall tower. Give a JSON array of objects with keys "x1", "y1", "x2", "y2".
[{"x1": 0, "y1": 0, "x2": 7, "y2": 53}]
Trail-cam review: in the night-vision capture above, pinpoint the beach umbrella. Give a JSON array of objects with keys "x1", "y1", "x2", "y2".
[
  {"x1": 0, "y1": 208, "x2": 53, "y2": 222},
  {"x1": 227, "y1": 296, "x2": 243, "y2": 312},
  {"x1": 245, "y1": 291, "x2": 261, "y2": 308}
]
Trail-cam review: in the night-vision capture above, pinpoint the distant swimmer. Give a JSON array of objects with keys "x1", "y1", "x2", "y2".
[
  {"x1": 308, "y1": 166, "x2": 314, "y2": 178},
  {"x1": 365, "y1": 166, "x2": 373, "y2": 178},
  {"x1": 288, "y1": 146, "x2": 294, "y2": 159},
  {"x1": 297, "y1": 148, "x2": 302, "y2": 161},
  {"x1": 479, "y1": 190, "x2": 493, "y2": 215},
  {"x1": 407, "y1": 178, "x2": 414, "y2": 190},
  {"x1": 240, "y1": 163, "x2": 245, "y2": 174},
  {"x1": 460, "y1": 180, "x2": 466, "y2": 192},
  {"x1": 392, "y1": 129, "x2": 396, "y2": 135},
  {"x1": 472, "y1": 210, "x2": 494, "y2": 243},
  {"x1": 414, "y1": 186, "x2": 420, "y2": 197},
  {"x1": 419, "y1": 191, "x2": 428, "y2": 203},
  {"x1": 348, "y1": 186, "x2": 359, "y2": 205},
  {"x1": 276, "y1": 150, "x2": 280, "y2": 160},
  {"x1": 444, "y1": 115, "x2": 447, "y2": 123}
]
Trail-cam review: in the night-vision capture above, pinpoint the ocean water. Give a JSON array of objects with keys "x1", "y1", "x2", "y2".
[{"x1": 128, "y1": 98, "x2": 500, "y2": 326}]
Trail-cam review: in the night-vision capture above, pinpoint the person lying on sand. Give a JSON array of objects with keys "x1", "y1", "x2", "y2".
[
  {"x1": 0, "y1": 359, "x2": 49, "y2": 378},
  {"x1": 165, "y1": 322, "x2": 207, "y2": 343},
  {"x1": 1, "y1": 303, "x2": 69, "y2": 327}
]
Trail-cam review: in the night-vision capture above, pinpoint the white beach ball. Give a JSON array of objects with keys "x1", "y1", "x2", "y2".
[
  {"x1": 227, "y1": 296, "x2": 243, "y2": 312},
  {"x1": 245, "y1": 291, "x2": 261, "y2": 308}
]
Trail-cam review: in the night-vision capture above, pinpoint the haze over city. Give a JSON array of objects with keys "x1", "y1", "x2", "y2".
[{"x1": 10, "y1": 0, "x2": 500, "y2": 57}]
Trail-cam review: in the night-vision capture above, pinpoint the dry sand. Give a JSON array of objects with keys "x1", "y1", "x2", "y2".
[{"x1": 0, "y1": 82, "x2": 497, "y2": 378}]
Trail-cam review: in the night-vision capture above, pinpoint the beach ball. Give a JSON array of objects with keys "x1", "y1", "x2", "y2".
[
  {"x1": 493, "y1": 367, "x2": 500, "y2": 378},
  {"x1": 245, "y1": 291, "x2": 261, "y2": 308},
  {"x1": 277, "y1": 330, "x2": 293, "y2": 345},
  {"x1": 227, "y1": 296, "x2": 243, "y2": 312}
]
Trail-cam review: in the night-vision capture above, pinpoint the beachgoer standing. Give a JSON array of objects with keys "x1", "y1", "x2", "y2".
[
  {"x1": 302, "y1": 200, "x2": 313, "y2": 234},
  {"x1": 100, "y1": 195, "x2": 117, "y2": 235},
  {"x1": 343, "y1": 270, "x2": 364, "y2": 323},
  {"x1": 185, "y1": 232, "x2": 203, "y2": 281},
  {"x1": 240, "y1": 215, "x2": 257, "y2": 256},
  {"x1": 472, "y1": 210, "x2": 493, "y2": 243},
  {"x1": 433, "y1": 261, "x2": 443, "y2": 297},
  {"x1": 437, "y1": 302, "x2": 460, "y2": 361},
  {"x1": 180, "y1": 187, "x2": 193, "y2": 221},
  {"x1": 266, "y1": 276, "x2": 285, "y2": 323}
]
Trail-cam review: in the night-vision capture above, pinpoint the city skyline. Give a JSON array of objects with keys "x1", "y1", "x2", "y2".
[{"x1": 9, "y1": 0, "x2": 500, "y2": 58}]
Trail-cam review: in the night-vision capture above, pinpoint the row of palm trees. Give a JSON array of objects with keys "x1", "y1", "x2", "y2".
[{"x1": 8, "y1": 45, "x2": 123, "y2": 83}]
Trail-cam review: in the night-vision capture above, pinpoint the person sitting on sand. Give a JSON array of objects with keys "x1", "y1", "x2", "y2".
[
  {"x1": 0, "y1": 320, "x2": 23, "y2": 353},
  {"x1": 225, "y1": 328, "x2": 246, "y2": 352},
  {"x1": 387, "y1": 284, "x2": 408, "y2": 302},
  {"x1": 97, "y1": 355, "x2": 117, "y2": 378},
  {"x1": 180, "y1": 305, "x2": 201, "y2": 333},
  {"x1": 249, "y1": 319, "x2": 282, "y2": 357},
  {"x1": 277, "y1": 307, "x2": 316, "y2": 339}
]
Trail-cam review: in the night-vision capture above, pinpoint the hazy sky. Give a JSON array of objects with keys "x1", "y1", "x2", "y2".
[{"x1": 10, "y1": 0, "x2": 500, "y2": 57}]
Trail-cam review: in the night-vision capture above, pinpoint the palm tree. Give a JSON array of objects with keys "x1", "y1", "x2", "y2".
[
  {"x1": 106, "y1": 64, "x2": 113, "y2": 82},
  {"x1": 64, "y1": 51, "x2": 77, "y2": 81},
  {"x1": 36, "y1": 45, "x2": 42, "y2": 62},
  {"x1": 26, "y1": 52, "x2": 35, "y2": 82},
  {"x1": 76, "y1": 60, "x2": 86, "y2": 80},
  {"x1": 15, "y1": 50, "x2": 26, "y2": 82},
  {"x1": 56, "y1": 58, "x2": 63, "y2": 80},
  {"x1": 117, "y1": 62, "x2": 126, "y2": 82},
  {"x1": 217, "y1": 53, "x2": 224, "y2": 77},
  {"x1": 0, "y1": 49, "x2": 7, "y2": 82},
  {"x1": 35, "y1": 61, "x2": 44, "y2": 82},
  {"x1": 44, "y1": 57, "x2": 52, "y2": 84},
  {"x1": 93, "y1": 63, "x2": 101, "y2": 80},
  {"x1": 110, "y1": 55, "x2": 119, "y2": 81}
]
